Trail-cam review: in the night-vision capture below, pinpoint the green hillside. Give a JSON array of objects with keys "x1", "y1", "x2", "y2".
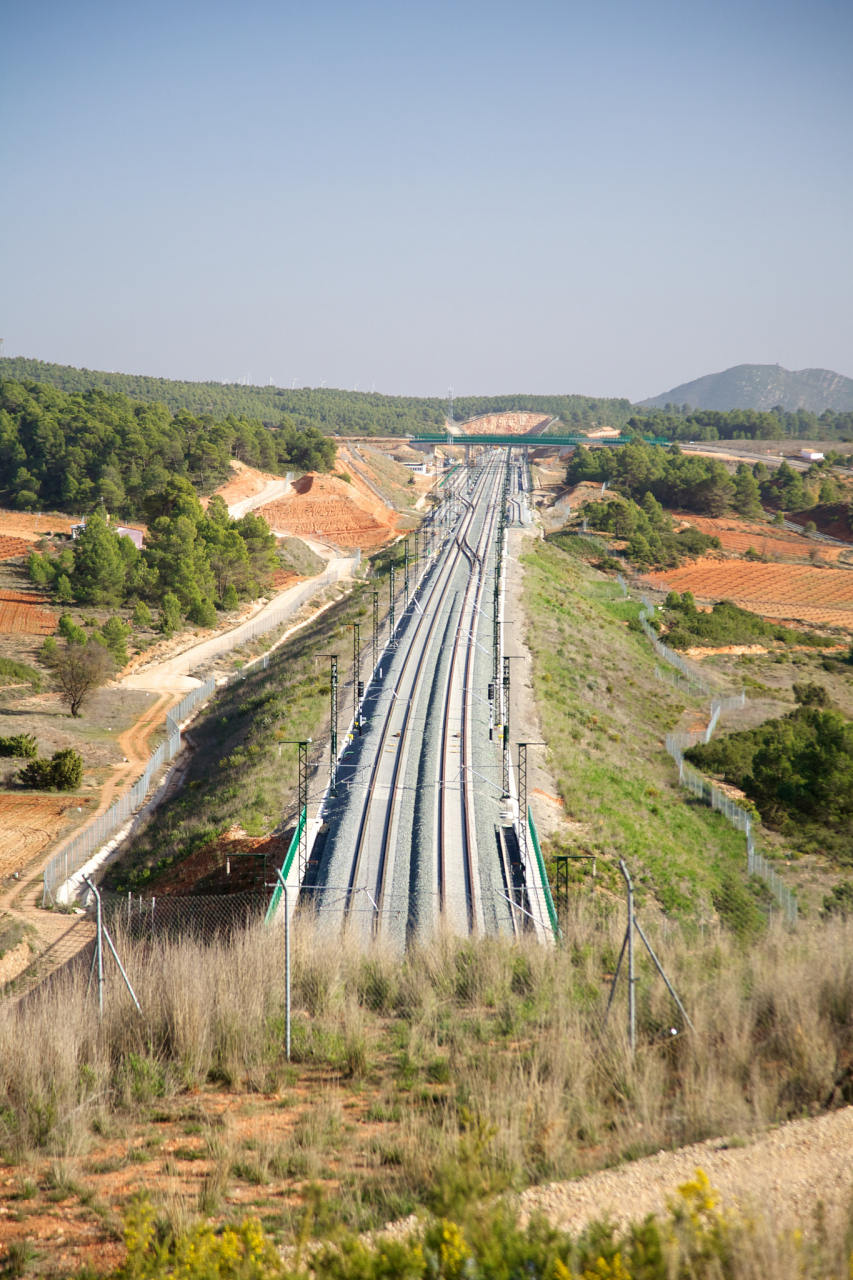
[
  {"x1": 0, "y1": 357, "x2": 635, "y2": 435},
  {"x1": 0, "y1": 377, "x2": 335, "y2": 517}
]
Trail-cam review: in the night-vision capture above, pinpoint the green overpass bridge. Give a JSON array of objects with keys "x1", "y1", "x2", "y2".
[{"x1": 408, "y1": 432, "x2": 670, "y2": 452}]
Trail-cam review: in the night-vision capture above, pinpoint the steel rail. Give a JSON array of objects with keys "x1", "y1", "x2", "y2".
[
  {"x1": 436, "y1": 452, "x2": 505, "y2": 933},
  {"x1": 339, "y1": 461, "x2": 494, "y2": 936}
]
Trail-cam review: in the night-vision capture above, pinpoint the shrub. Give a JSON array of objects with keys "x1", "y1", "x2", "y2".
[
  {"x1": 159, "y1": 591, "x2": 182, "y2": 634},
  {"x1": 38, "y1": 636, "x2": 59, "y2": 666},
  {"x1": 0, "y1": 657, "x2": 41, "y2": 692},
  {"x1": 222, "y1": 583, "x2": 239, "y2": 610},
  {"x1": 823, "y1": 881, "x2": 853, "y2": 919},
  {"x1": 26, "y1": 550, "x2": 56, "y2": 586},
  {"x1": 57, "y1": 613, "x2": 87, "y2": 645},
  {"x1": 132, "y1": 600, "x2": 153, "y2": 628},
  {"x1": 188, "y1": 594, "x2": 218, "y2": 628},
  {"x1": 0, "y1": 733, "x2": 38, "y2": 759},
  {"x1": 793, "y1": 681, "x2": 830, "y2": 706},
  {"x1": 17, "y1": 747, "x2": 83, "y2": 791},
  {"x1": 96, "y1": 615, "x2": 131, "y2": 667}
]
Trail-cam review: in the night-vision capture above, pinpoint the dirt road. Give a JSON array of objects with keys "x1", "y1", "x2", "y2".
[
  {"x1": 519, "y1": 1106, "x2": 853, "y2": 1240},
  {"x1": 227, "y1": 474, "x2": 291, "y2": 519},
  {"x1": 124, "y1": 557, "x2": 352, "y2": 689}
]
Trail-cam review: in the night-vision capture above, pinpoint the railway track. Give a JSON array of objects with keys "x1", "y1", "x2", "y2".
[{"x1": 313, "y1": 452, "x2": 514, "y2": 943}]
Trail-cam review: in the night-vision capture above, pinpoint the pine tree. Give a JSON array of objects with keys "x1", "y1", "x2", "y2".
[
  {"x1": 132, "y1": 600, "x2": 153, "y2": 627},
  {"x1": 159, "y1": 592, "x2": 182, "y2": 634},
  {"x1": 72, "y1": 506, "x2": 127, "y2": 606},
  {"x1": 732, "y1": 465, "x2": 763, "y2": 518}
]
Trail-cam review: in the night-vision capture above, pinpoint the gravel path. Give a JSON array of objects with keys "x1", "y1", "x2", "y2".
[{"x1": 518, "y1": 1107, "x2": 853, "y2": 1237}]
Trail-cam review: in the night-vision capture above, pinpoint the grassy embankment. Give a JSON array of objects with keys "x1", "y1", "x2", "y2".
[
  {"x1": 102, "y1": 577, "x2": 374, "y2": 891},
  {"x1": 1, "y1": 916, "x2": 852, "y2": 1270},
  {"x1": 520, "y1": 537, "x2": 775, "y2": 933}
]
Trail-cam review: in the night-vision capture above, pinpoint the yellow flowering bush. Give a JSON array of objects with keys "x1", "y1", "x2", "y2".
[{"x1": 107, "y1": 1173, "x2": 853, "y2": 1280}]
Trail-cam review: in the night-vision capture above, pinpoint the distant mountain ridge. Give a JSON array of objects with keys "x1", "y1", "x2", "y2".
[{"x1": 640, "y1": 364, "x2": 853, "y2": 414}]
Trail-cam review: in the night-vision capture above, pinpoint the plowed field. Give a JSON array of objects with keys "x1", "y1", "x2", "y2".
[
  {"x1": 0, "y1": 536, "x2": 34, "y2": 560},
  {"x1": 639, "y1": 560, "x2": 853, "y2": 626},
  {"x1": 257, "y1": 472, "x2": 398, "y2": 549},
  {"x1": 674, "y1": 514, "x2": 843, "y2": 562},
  {"x1": 0, "y1": 795, "x2": 90, "y2": 876},
  {"x1": 0, "y1": 591, "x2": 57, "y2": 634},
  {"x1": 0, "y1": 509, "x2": 75, "y2": 536}
]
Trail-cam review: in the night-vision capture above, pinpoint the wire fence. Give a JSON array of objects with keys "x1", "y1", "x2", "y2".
[
  {"x1": 654, "y1": 664, "x2": 708, "y2": 697},
  {"x1": 635, "y1": 594, "x2": 798, "y2": 924},
  {"x1": 638, "y1": 595, "x2": 712, "y2": 694},
  {"x1": 42, "y1": 563, "x2": 356, "y2": 906},
  {"x1": 100, "y1": 889, "x2": 269, "y2": 940},
  {"x1": 96, "y1": 884, "x2": 554, "y2": 942}
]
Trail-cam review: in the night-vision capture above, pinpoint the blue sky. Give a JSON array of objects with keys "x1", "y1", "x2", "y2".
[{"x1": 2, "y1": 0, "x2": 851, "y2": 400}]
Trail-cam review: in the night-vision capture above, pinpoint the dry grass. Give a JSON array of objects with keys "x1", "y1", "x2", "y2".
[{"x1": 1, "y1": 912, "x2": 851, "y2": 1200}]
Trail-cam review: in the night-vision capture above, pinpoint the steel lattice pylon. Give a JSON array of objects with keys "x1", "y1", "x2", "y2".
[
  {"x1": 320, "y1": 655, "x2": 338, "y2": 797},
  {"x1": 502, "y1": 655, "x2": 510, "y2": 798},
  {"x1": 351, "y1": 623, "x2": 361, "y2": 735}
]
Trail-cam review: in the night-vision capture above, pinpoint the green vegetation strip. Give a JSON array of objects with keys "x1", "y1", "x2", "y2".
[{"x1": 522, "y1": 538, "x2": 764, "y2": 933}]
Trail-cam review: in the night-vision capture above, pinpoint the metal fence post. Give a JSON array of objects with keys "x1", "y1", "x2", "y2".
[
  {"x1": 621, "y1": 860, "x2": 636, "y2": 1056},
  {"x1": 274, "y1": 869, "x2": 291, "y2": 1061}
]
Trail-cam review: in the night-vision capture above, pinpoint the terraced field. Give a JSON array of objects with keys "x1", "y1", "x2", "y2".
[
  {"x1": 0, "y1": 536, "x2": 35, "y2": 561},
  {"x1": 639, "y1": 559, "x2": 853, "y2": 626},
  {"x1": 675, "y1": 514, "x2": 844, "y2": 562},
  {"x1": 0, "y1": 590, "x2": 57, "y2": 634}
]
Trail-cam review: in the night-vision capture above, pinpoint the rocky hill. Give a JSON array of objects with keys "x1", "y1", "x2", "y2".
[{"x1": 640, "y1": 364, "x2": 853, "y2": 413}]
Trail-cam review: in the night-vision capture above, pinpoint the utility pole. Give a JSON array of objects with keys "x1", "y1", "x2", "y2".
[
  {"x1": 389, "y1": 561, "x2": 396, "y2": 637},
  {"x1": 279, "y1": 740, "x2": 311, "y2": 878},
  {"x1": 404, "y1": 539, "x2": 409, "y2": 610},
  {"x1": 372, "y1": 590, "x2": 379, "y2": 673},
  {"x1": 320, "y1": 656, "x2": 338, "y2": 796},
  {"x1": 502, "y1": 655, "x2": 510, "y2": 798},
  {"x1": 351, "y1": 623, "x2": 362, "y2": 735}
]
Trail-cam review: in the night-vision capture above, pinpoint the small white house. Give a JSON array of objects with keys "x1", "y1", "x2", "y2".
[
  {"x1": 799, "y1": 450, "x2": 825, "y2": 462},
  {"x1": 116, "y1": 526, "x2": 144, "y2": 549},
  {"x1": 69, "y1": 517, "x2": 144, "y2": 548}
]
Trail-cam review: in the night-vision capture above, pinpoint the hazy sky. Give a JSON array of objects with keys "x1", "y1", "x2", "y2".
[{"x1": 2, "y1": 0, "x2": 851, "y2": 401}]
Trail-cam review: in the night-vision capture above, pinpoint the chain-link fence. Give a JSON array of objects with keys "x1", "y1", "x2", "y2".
[
  {"x1": 101, "y1": 889, "x2": 270, "y2": 940},
  {"x1": 654, "y1": 664, "x2": 708, "y2": 697},
  {"x1": 634, "y1": 594, "x2": 798, "y2": 924},
  {"x1": 94, "y1": 881, "x2": 553, "y2": 943},
  {"x1": 639, "y1": 595, "x2": 712, "y2": 694},
  {"x1": 153, "y1": 566, "x2": 349, "y2": 680},
  {"x1": 42, "y1": 563, "x2": 357, "y2": 906}
]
